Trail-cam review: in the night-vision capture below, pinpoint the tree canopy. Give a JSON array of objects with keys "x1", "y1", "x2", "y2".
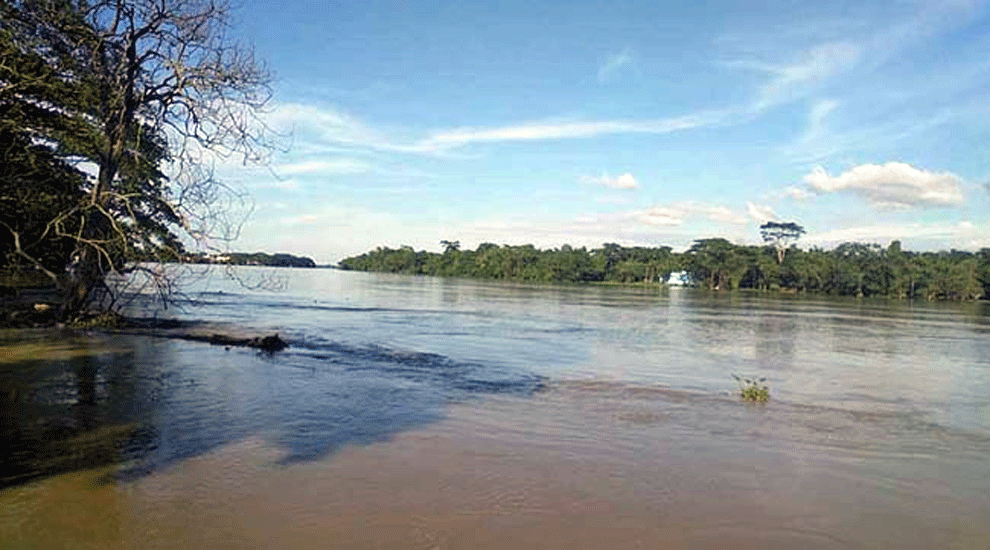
[
  {"x1": 1, "y1": 0, "x2": 272, "y2": 319},
  {"x1": 340, "y1": 240, "x2": 989, "y2": 301},
  {"x1": 759, "y1": 221, "x2": 805, "y2": 264}
]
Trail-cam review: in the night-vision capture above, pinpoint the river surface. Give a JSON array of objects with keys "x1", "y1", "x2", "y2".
[{"x1": 2, "y1": 267, "x2": 990, "y2": 549}]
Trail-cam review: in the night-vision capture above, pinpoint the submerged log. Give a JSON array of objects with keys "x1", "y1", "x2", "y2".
[{"x1": 178, "y1": 332, "x2": 289, "y2": 352}]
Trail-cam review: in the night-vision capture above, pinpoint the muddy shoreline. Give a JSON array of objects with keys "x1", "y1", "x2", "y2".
[{"x1": 0, "y1": 307, "x2": 289, "y2": 352}]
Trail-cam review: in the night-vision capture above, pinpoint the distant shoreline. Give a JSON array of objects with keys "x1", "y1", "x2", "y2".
[
  {"x1": 337, "y1": 241, "x2": 990, "y2": 302},
  {"x1": 179, "y1": 251, "x2": 319, "y2": 268}
]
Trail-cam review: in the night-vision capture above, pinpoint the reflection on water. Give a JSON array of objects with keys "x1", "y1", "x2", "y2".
[
  {"x1": 0, "y1": 333, "x2": 153, "y2": 488},
  {"x1": 2, "y1": 268, "x2": 990, "y2": 549},
  {"x1": 0, "y1": 326, "x2": 545, "y2": 488}
]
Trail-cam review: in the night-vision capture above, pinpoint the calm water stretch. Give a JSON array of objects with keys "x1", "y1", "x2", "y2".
[{"x1": 2, "y1": 267, "x2": 990, "y2": 549}]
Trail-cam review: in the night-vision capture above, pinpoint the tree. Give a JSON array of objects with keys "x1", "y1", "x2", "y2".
[
  {"x1": 760, "y1": 221, "x2": 805, "y2": 264},
  {"x1": 978, "y1": 249, "x2": 990, "y2": 299},
  {"x1": 1, "y1": 3, "x2": 92, "y2": 278},
  {"x1": 1, "y1": 0, "x2": 272, "y2": 319},
  {"x1": 685, "y1": 238, "x2": 747, "y2": 290}
]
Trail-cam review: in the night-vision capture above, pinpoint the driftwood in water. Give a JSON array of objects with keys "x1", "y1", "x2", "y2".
[{"x1": 178, "y1": 332, "x2": 289, "y2": 352}]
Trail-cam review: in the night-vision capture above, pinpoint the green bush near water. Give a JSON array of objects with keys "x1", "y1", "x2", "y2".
[
  {"x1": 733, "y1": 374, "x2": 770, "y2": 403},
  {"x1": 68, "y1": 311, "x2": 126, "y2": 329}
]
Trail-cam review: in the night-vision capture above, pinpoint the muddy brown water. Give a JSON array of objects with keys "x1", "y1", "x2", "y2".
[{"x1": 2, "y1": 268, "x2": 989, "y2": 549}]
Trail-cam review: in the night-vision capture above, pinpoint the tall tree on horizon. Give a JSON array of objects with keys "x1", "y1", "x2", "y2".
[{"x1": 760, "y1": 221, "x2": 806, "y2": 264}]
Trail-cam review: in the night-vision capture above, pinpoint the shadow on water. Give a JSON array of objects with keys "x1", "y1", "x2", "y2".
[
  {"x1": 0, "y1": 331, "x2": 546, "y2": 489},
  {"x1": 0, "y1": 334, "x2": 155, "y2": 489}
]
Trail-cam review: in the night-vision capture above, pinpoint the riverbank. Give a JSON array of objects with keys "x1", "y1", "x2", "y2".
[
  {"x1": 0, "y1": 306, "x2": 289, "y2": 352},
  {"x1": 339, "y1": 241, "x2": 990, "y2": 301}
]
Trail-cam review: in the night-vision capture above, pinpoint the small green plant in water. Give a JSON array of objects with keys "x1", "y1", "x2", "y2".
[
  {"x1": 69, "y1": 311, "x2": 126, "y2": 329},
  {"x1": 732, "y1": 374, "x2": 770, "y2": 403}
]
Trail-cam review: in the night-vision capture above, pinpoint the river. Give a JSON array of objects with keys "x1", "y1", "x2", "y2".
[{"x1": 2, "y1": 267, "x2": 989, "y2": 549}]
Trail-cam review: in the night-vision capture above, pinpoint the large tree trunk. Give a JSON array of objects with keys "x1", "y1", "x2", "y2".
[
  {"x1": 59, "y1": 140, "x2": 120, "y2": 321},
  {"x1": 59, "y1": 247, "x2": 107, "y2": 322}
]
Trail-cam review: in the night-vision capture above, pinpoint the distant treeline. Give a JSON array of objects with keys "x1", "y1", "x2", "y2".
[
  {"x1": 186, "y1": 252, "x2": 317, "y2": 268},
  {"x1": 339, "y1": 240, "x2": 990, "y2": 301}
]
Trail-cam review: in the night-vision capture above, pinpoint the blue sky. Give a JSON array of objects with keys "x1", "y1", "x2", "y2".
[{"x1": 217, "y1": 0, "x2": 990, "y2": 263}]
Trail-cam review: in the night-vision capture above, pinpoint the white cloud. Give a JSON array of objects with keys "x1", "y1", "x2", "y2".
[
  {"x1": 805, "y1": 221, "x2": 987, "y2": 249},
  {"x1": 795, "y1": 99, "x2": 838, "y2": 147},
  {"x1": 267, "y1": 102, "x2": 436, "y2": 156},
  {"x1": 705, "y1": 205, "x2": 748, "y2": 225},
  {"x1": 416, "y1": 109, "x2": 731, "y2": 150},
  {"x1": 277, "y1": 159, "x2": 371, "y2": 176},
  {"x1": 598, "y1": 47, "x2": 634, "y2": 83},
  {"x1": 595, "y1": 195, "x2": 633, "y2": 205},
  {"x1": 256, "y1": 178, "x2": 300, "y2": 190},
  {"x1": 581, "y1": 172, "x2": 639, "y2": 190},
  {"x1": 784, "y1": 186, "x2": 813, "y2": 200},
  {"x1": 746, "y1": 202, "x2": 779, "y2": 223},
  {"x1": 634, "y1": 206, "x2": 686, "y2": 226},
  {"x1": 808, "y1": 99, "x2": 839, "y2": 126},
  {"x1": 457, "y1": 214, "x2": 703, "y2": 252},
  {"x1": 279, "y1": 214, "x2": 320, "y2": 226},
  {"x1": 239, "y1": 204, "x2": 414, "y2": 262},
  {"x1": 627, "y1": 202, "x2": 748, "y2": 227},
  {"x1": 267, "y1": 101, "x2": 735, "y2": 155},
  {"x1": 802, "y1": 162, "x2": 965, "y2": 208},
  {"x1": 728, "y1": 42, "x2": 861, "y2": 111}
]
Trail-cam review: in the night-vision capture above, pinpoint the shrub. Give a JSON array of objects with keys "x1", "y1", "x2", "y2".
[{"x1": 732, "y1": 374, "x2": 770, "y2": 403}]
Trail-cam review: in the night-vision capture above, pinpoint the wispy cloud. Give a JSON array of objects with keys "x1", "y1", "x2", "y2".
[
  {"x1": 802, "y1": 162, "x2": 965, "y2": 208},
  {"x1": 632, "y1": 205, "x2": 688, "y2": 226},
  {"x1": 268, "y1": 102, "x2": 435, "y2": 155},
  {"x1": 624, "y1": 202, "x2": 749, "y2": 227},
  {"x1": 417, "y1": 110, "x2": 732, "y2": 151},
  {"x1": 793, "y1": 99, "x2": 838, "y2": 150},
  {"x1": 239, "y1": 204, "x2": 415, "y2": 262},
  {"x1": 746, "y1": 202, "x2": 779, "y2": 223},
  {"x1": 458, "y1": 213, "x2": 709, "y2": 252},
  {"x1": 269, "y1": 101, "x2": 734, "y2": 156},
  {"x1": 805, "y1": 221, "x2": 987, "y2": 249},
  {"x1": 784, "y1": 186, "x2": 813, "y2": 200},
  {"x1": 580, "y1": 172, "x2": 639, "y2": 190},
  {"x1": 765, "y1": 43, "x2": 859, "y2": 108},
  {"x1": 279, "y1": 214, "x2": 321, "y2": 226},
  {"x1": 595, "y1": 195, "x2": 634, "y2": 205},
  {"x1": 267, "y1": 2, "x2": 988, "y2": 164},
  {"x1": 256, "y1": 178, "x2": 300, "y2": 191},
  {"x1": 726, "y1": 42, "x2": 860, "y2": 112},
  {"x1": 598, "y1": 47, "x2": 634, "y2": 83},
  {"x1": 783, "y1": 106, "x2": 960, "y2": 164},
  {"x1": 277, "y1": 159, "x2": 372, "y2": 176}
]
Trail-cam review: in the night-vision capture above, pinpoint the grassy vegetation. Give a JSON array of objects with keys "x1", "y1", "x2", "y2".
[
  {"x1": 67, "y1": 311, "x2": 126, "y2": 329},
  {"x1": 733, "y1": 374, "x2": 770, "y2": 403}
]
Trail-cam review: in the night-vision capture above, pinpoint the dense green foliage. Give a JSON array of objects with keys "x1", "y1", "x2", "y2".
[
  {"x1": 340, "y1": 243, "x2": 678, "y2": 284},
  {"x1": 759, "y1": 221, "x2": 805, "y2": 264},
  {"x1": 340, "y1": 240, "x2": 990, "y2": 301},
  {"x1": 187, "y1": 252, "x2": 317, "y2": 268},
  {"x1": 2, "y1": 0, "x2": 183, "y2": 273},
  {"x1": 1, "y1": 1, "x2": 92, "y2": 276},
  {"x1": 1, "y1": 0, "x2": 269, "y2": 319}
]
